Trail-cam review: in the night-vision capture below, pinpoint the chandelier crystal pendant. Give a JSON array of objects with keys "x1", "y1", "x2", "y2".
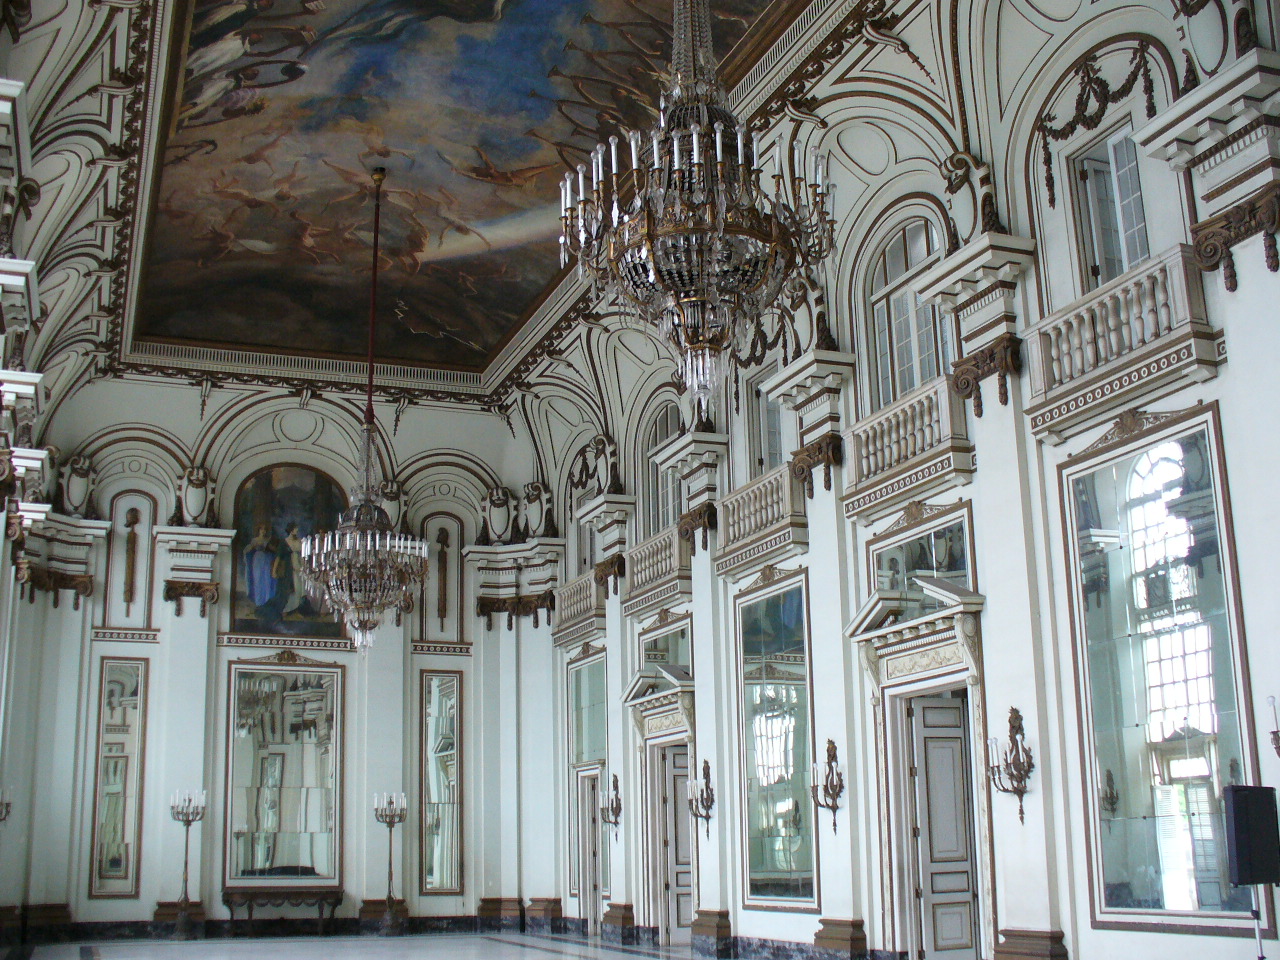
[
  {"x1": 559, "y1": 0, "x2": 836, "y2": 425},
  {"x1": 299, "y1": 168, "x2": 429, "y2": 652}
]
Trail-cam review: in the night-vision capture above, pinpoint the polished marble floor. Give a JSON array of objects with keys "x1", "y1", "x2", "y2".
[{"x1": 23, "y1": 934, "x2": 679, "y2": 960}]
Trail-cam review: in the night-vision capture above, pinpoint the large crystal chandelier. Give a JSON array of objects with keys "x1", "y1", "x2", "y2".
[
  {"x1": 559, "y1": 0, "x2": 835, "y2": 425},
  {"x1": 299, "y1": 168, "x2": 429, "y2": 652}
]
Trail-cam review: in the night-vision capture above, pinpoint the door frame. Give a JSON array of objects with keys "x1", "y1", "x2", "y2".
[
  {"x1": 575, "y1": 767, "x2": 604, "y2": 936},
  {"x1": 644, "y1": 736, "x2": 695, "y2": 945},
  {"x1": 881, "y1": 673, "x2": 994, "y2": 960}
]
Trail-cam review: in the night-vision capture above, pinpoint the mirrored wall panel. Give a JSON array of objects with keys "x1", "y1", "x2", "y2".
[
  {"x1": 871, "y1": 514, "x2": 970, "y2": 622},
  {"x1": 90, "y1": 658, "x2": 148, "y2": 898},
  {"x1": 225, "y1": 660, "x2": 343, "y2": 889},
  {"x1": 420, "y1": 671, "x2": 462, "y2": 894},
  {"x1": 1067, "y1": 421, "x2": 1248, "y2": 915},
  {"x1": 738, "y1": 581, "x2": 814, "y2": 902}
]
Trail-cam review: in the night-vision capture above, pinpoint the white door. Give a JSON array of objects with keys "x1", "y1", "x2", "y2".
[
  {"x1": 658, "y1": 745, "x2": 694, "y2": 944},
  {"x1": 579, "y1": 774, "x2": 602, "y2": 936},
  {"x1": 909, "y1": 696, "x2": 979, "y2": 960}
]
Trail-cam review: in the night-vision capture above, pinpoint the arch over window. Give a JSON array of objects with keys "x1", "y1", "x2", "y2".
[
  {"x1": 643, "y1": 402, "x2": 683, "y2": 537},
  {"x1": 866, "y1": 218, "x2": 952, "y2": 410}
]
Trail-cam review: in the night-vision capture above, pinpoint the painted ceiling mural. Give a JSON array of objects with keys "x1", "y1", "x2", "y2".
[{"x1": 140, "y1": 0, "x2": 775, "y2": 369}]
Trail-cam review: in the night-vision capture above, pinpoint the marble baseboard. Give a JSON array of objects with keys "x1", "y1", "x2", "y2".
[
  {"x1": 401, "y1": 916, "x2": 480, "y2": 935},
  {"x1": 734, "y1": 935, "x2": 906, "y2": 960}
]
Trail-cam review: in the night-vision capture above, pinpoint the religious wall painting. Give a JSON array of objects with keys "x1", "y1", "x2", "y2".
[
  {"x1": 141, "y1": 0, "x2": 777, "y2": 369},
  {"x1": 233, "y1": 465, "x2": 346, "y2": 637}
]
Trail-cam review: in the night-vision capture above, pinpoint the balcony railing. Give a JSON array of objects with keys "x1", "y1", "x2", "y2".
[
  {"x1": 553, "y1": 570, "x2": 604, "y2": 643},
  {"x1": 1026, "y1": 244, "x2": 1218, "y2": 436},
  {"x1": 716, "y1": 464, "x2": 808, "y2": 577},
  {"x1": 624, "y1": 524, "x2": 690, "y2": 614},
  {"x1": 842, "y1": 377, "x2": 973, "y2": 519}
]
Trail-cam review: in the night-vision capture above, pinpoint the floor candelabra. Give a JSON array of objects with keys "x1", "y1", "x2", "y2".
[
  {"x1": 374, "y1": 792, "x2": 408, "y2": 935},
  {"x1": 169, "y1": 790, "x2": 206, "y2": 940}
]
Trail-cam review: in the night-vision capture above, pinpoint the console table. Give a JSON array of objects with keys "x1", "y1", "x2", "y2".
[{"x1": 222, "y1": 888, "x2": 343, "y2": 936}]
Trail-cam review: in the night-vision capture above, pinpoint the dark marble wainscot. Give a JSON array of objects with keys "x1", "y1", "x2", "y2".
[
  {"x1": 600, "y1": 902, "x2": 658, "y2": 946},
  {"x1": 477, "y1": 897, "x2": 524, "y2": 932}
]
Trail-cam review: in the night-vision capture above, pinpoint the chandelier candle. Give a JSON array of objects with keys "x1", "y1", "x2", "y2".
[
  {"x1": 559, "y1": 0, "x2": 835, "y2": 427},
  {"x1": 298, "y1": 169, "x2": 428, "y2": 652}
]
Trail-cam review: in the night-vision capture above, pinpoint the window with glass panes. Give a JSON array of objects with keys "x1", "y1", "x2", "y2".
[
  {"x1": 868, "y1": 219, "x2": 952, "y2": 410},
  {"x1": 1076, "y1": 130, "x2": 1149, "y2": 289},
  {"x1": 644, "y1": 403, "x2": 683, "y2": 537},
  {"x1": 752, "y1": 379, "x2": 785, "y2": 477}
]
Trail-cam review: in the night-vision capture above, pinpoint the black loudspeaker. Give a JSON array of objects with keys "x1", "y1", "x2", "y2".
[{"x1": 1225, "y1": 784, "x2": 1280, "y2": 886}]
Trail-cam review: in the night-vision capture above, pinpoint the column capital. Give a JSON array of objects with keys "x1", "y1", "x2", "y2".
[
  {"x1": 652, "y1": 430, "x2": 728, "y2": 510},
  {"x1": 761, "y1": 349, "x2": 857, "y2": 445}
]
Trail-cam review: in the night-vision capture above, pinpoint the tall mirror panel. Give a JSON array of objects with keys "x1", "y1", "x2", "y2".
[
  {"x1": 225, "y1": 661, "x2": 343, "y2": 889},
  {"x1": 419, "y1": 671, "x2": 461, "y2": 894},
  {"x1": 90, "y1": 658, "x2": 148, "y2": 898}
]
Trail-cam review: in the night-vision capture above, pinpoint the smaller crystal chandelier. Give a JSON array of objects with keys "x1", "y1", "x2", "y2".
[
  {"x1": 559, "y1": 0, "x2": 835, "y2": 425},
  {"x1": 299, "y1": 168, "x2": 429, "y2": 652}
]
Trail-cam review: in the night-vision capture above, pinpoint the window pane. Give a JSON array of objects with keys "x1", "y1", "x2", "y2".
[
  {"x1": 741, "y1": 585, "x2": 813, "y2": 901},
  {"x1": 886, "y1": 234, "x2": 907, "y2": 283},
  {"x1": 892, "y1": 294, "x2": 916, "y2": 394},
  {"x1": 905, "y1": 220, "x2": 929, "y2": 269},
  {"x1": 874, "y1": 300, "x2": 893, "y2": 407},
  {"x1": 1109, "y1": 136, "x2": 1150, "y2": 269},
  {"x1": 914, "y1": 294, "x2": 938, "y2": 383},
  {"x1": 644, "y1": 626, "x2": 691, "y2": 674},
  {"x1": 1082, "y1": 158, "x2": 1124, "y2": 285},
  {"x1": 1069, "y1": 427, "x2": 1247, "y2": 915}
]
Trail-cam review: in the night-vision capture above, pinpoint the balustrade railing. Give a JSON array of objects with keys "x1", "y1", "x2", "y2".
[
  {"x1": 849, "y1": 377, "x2": 968, "y2": 488},
  {"x1": 554, "y1": 571, "x2": 602, "y2": 630},
  {"x1": 720, "y1": 464, "x2": 806, "y2": 554},
  {"x1": 626, "y1": 525, "x2": 688, "y2": 599},
  {"x1": 1033, "y1": 244, "x2": 1207, "y2": 395}
]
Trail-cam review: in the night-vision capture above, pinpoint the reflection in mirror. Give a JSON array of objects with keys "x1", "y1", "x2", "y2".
[
  {"x1": 420, "y1": 672, "x2": 461, "y2": 893},
  {"x1": 739, "y1": 583, "x2": 814, "y2": 901},
  {"x1": 91, "y1": 658, "x2": 148, "y2": 898},
  {"x1": 226, "y1": 663, "x2": 342, "y2": 887},
  {"x1": 872, "y1": 517, "x2": 969, "y2": 621},
  {"x1": 643, "y1": 625, "x2": 690, "y2": 673},
  {"x1": 1069, "y1": 425, "x2": 1248, "y2": 914}
]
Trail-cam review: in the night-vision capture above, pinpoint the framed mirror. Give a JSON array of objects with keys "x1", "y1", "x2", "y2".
[
  {"x1": 90, "y1": 658, "x2": 148, "y2": 898},
  {"x1": 224, "y1": 657, "x2": 343, "y2": 890},
  {"x1": 420, "y1": 671, "x2": 462, "y2": 894}
]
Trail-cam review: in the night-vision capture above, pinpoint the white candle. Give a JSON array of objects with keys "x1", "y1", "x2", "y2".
[
  {"x1": 672, "y1": 133, "x2": 681, "y2": 170},
  {"x1": 577, "y1": 165, "x2": 586, "y2": 203},
  {"x1": 629, "y1": 131, "x2": 640, "y2": 171},
  {"x1": 751, "y1": 132, "x2": 761, "y2": 166},
  {"x1": 691, "y1": 124, "x2": 701, "y2": 165},
  {"x1": 652, "y1": 132, "x2": 660, "y2": 168},
  {"x1": 714, "y1": 122, "x2": 724, "y2": 163},
  {"x1": 609, "y1": 136, "x2": 619, "y2": 177}
]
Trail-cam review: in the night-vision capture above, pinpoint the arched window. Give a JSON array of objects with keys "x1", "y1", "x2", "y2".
[
  {"x1": 644, "y1": 403, "x2": 683, "y2": 537},
  {"x1": 867, "y1": 219, "x2": 952, "y2": 410}
]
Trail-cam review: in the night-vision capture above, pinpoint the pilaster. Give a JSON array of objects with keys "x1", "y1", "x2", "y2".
[{"x1": 149, "y1": 526, "x2": 233, "y2": 918}]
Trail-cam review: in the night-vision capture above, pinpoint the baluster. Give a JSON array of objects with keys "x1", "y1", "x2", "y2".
[
  {"x1": 1156, "y1": 264, "x2": 1172, "y2": 333},
  {"x1": 889, "y1": 413, "x2": 902, "y2": 468},
  {"x1": 926, "y1": 391, "x2": 939, "y2": 448},
  {"x1": 1083, "y1": 306, "x2": 1099, "y2": 371},
  {"x1": 858, "y1": 429, "x2": 870, "y2": 481},
  {"x1": 1144, "y1": 273, "x2": 1160, "y2": 342},
  {"x1": 1067, "y1": 314, "x2": 1084, "y2": 380},
  {"x1": 1117, "y1": 284, "x2": 1134, "y2": 353},
  {"x1": 1046, "y1": 329, "x2": 1063, "y2": 389}
]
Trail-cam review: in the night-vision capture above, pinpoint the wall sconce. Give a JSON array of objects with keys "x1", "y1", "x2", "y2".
[
  {"x1": 1099, "y1": 769, "x2": 1119, "y2": 832},
  {"x1": 988, "y1": 707, "x2": 1035, "y2": 824},
  {"x1": 600, "y1": 774, "x2": 622, "y2": 832},
  {"x1": 810, "y1": 739, "x2": 845, "y2": 833},
  {"x1": 1268, "y1": 697, "x2": 1280, "y2": 758},
  {"x1": 0, "y1": 787, "x2": 10, "y2": 823},
  {"x1": 687, "y1": 759, "x2": 715, "y2": 837}
]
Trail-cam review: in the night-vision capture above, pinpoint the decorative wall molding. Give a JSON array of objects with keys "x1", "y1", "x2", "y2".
[
  {"x1": 677, "y1": 503, "x2": 717, "y2": 555},
  {"x1": 1190, "y1": 181, "x2": 1280, "y2": 291},
  {"x1": 162, "y1": 579, "x2": 219, "y2": 618},
  {"x1": 411, "y1": 641, "x2": 473, "y2": 657},
  {"x1": 476, "y1": 591, "x2": 556, "y2": 631},
  {"x1": 593, "y1": 553, "x2": 626, "y2": 596},
  {"x1": 91, "y1": 627, "x2": 159, "y2": 643},
  {"x1": 217, "y1": 635, "x2": 354, "y2": 653},
  {"x1": 790, "y1": 432, "x2": 843, "y2": 498},
  {"x1": 951, "y1": 333, "x2": 1022, "y2": 417},
  {"x1": 17, "y1": 563, "x2": 93, "y2": 608}
]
